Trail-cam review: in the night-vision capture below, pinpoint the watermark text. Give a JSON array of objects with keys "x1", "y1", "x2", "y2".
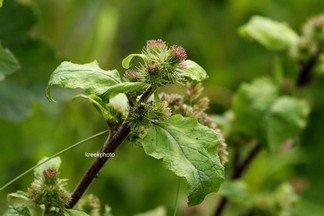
[{"x1": 85, "y1": 152, "x2": 115, "y2": 158}]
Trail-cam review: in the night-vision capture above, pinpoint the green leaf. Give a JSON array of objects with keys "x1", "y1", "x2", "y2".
[
  {"x1": 4, "y1": 204, "x2": 31, "y2": 216},
  {"x1": 0, "y1": 82, "x2": 35, "y2": 122},
  {"x1": 219, "y1": 181, "x2": 250, "y2": 203},
  {"x1": 239, "y1": 16, "x2": 299, "y2": 51},
  {"x1": 142, "y1": 114, "x2": 224, "y2": 206},
  {"x1": 7, "y1": 191, "x2": 29, "y2": 202},
  {"x1": 0, "y1": 42, "x2": 20, "y2": 81},
  {"x1": 109, "y1": 93, "x2": 129, "y2": 112},
  {"x1": 0, "y1": 0, "x2": 3, "y2": 8},
  {"x1": 73, "y1": 94, "x2": 111, "y2": 120},
  {"x1": 46, "y1": 61, "x2": 120, "y2": 102},
  {"x1": 264, "y1": 97, "x2": 310, "y2": 150},
  {"x1": 233, "y1": 78, "x2": 310, "y2": 150},
  {"x1": 233, "y1": 77, "x2": 279, "y2": 138},
  {"x1": 122, "y1": 53, "x2": 146, "y2": 69},
  {"x1": 34, "y1": 157, "x2": 61, "y2": 177},
  {"x1": 183, "y1": 60, "x2": 208, "y2": 81},
  {"x1": 102, "y1": 81, "x2": 147, "y2": 100}
]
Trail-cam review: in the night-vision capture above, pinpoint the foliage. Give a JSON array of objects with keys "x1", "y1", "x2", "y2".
[{"x1": 2, "y1": 0, "x2": 324, "y2": 216}]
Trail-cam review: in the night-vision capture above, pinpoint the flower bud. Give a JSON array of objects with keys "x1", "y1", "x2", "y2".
[
  {"x1": 27, "y1": 168, "x2": 70, "y2": 211},
  {"x1": 146, "y1": 39, "x2": 167, "y2": 52},
  {"x1": 171, "y1": 45, "x2": 187, "y2": 62},
  {"x1": 43, "y1": 168, "x2": 58, "y2": 185},
  {"x1": 124, "y1": 70, "x2": 140, "y2": 81},
  {"x1": 194, "y1": 97, "x2": 210, "y2": 111}
]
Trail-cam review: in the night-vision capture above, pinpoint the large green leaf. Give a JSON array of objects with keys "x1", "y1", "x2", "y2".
[
  {"x1": 183, "y1": 60, "x2": 208, "y2": 81},
  {"x1": 264, "y1": 97, "x2": 310, "y2": 150},
  {"x1": 0, "y1": 1, "x2": 62, "y2": 122},
  {"x1": 142, "y1": 114, "x2": 224, "y2": 206},
  {"x1": 0, "y1": 42, "x2": 20, "y2": 81},
  {"x1": 239, "y1": 16, "x2": 299, "y2": 51},
  {"x1": 232, "y1": 77, "x2": 279, "y2": 138},
  {"x1": 46, "y1": 61, "x2": 121, "y2": 101},
  {"x1": 4, "y1": 204, "x2": 31, "y2": 216},
  {"x1": 233, "y1": 78, "x2": 310, "y2": 150}
]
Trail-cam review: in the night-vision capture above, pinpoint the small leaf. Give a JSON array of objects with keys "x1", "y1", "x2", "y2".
[
  {"x1": 0, "y1": 42, "x2": 20, "y2": 81},
  {"x1": 233, "y1": 77, "x2": 279, "y2": 138},
  {"x1": 109, "y1": 93, "x2": 129, "y2": 112},
  {"x1": 122, "y1": 53, "x2": 146, "y2": 69},
  {"x1": 46, "y1": 61, "x2": 120, "y2": 102},
  {"x1": 4, "y1": 204, "x2": 31, "y2": 216},
  {"x1": 264, "y1": 97, "x2": 310, "y2": 150},
  {"x1": 219, "y1": 181, "x2": 250, "y2": 203},
  {"x1": 183, "y1": 60, "x2": 208, "y2": 81},
  {"x1": 0, "y1": 0, "x2": 3, "y2": 8},
  {"x1": 102, "y1": 82, "x2": 147, "y2": 100},
  {"x1": 34, "y1": 157, "x2": 61, "y2": 177},
  {"x1": 7, "y1": 191, "x2": 29, "y2": 202},
  {"x1": 239, "y1": 16, "x2": 299, "y2": 51},
  {"x1": 142, "y1": 114, "x2": 224, "y2": 206}
]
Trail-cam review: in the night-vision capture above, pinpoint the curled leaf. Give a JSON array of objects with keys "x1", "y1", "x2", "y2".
[
  {"x1": 122, "y1": 53, "x2": 146, "y2": 69},
  {"x1": 46, "y1": 61, "x2": 120, "y2": 102}
]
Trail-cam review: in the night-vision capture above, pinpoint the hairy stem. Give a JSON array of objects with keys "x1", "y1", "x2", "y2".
[
  {"x1": 214, "y1": 143, "x2": 262, "y2": 216},
  {"x1": 67, "y1": 85, "x2": 155, "y2": 208}
]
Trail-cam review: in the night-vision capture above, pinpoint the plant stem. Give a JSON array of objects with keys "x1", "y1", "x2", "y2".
[
  {"x1": 173, "y1": 178, "x2": 181, "y2": 216},
  {"x1": 296, "y1": 46, "x2": 322, "y2": 87},
  {"x1": 214, "y1": 143, "x2": 261, "y2": 216},
  {"x1": 67, "y1": 85, "x2": 156, "y2": 208},
  {"x1": 67, "y1": 121, "x2": 130, "y2": 208}
]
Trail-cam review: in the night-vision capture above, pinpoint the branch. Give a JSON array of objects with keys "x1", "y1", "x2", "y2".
[
  {"x1": 296, "y1": 46, "x2": 322, "y2": 87},
  {"x1": 67, "y1": 85, "x2": 155, "y2": 208},
  {"x1": 214, "y1": 143, "x2": 262, "y2": 216}
]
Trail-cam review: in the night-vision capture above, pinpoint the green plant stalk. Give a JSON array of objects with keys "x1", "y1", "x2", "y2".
[
  {"x1": 0, "y1": 130, "x2": 108, "y2": 191},
  {"x1": 214, "y1": 143, "x2": 261, "y2": 216},
  {"x1": 173, "y1": 178, "x2": 181, "y2": 216},
  {"x1": 67, "y1": 85, "x2": 156, "y2": 208}
]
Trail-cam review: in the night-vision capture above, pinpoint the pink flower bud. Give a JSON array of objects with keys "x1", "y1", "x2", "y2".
[{"x1": 171, "y1": 45, "x2": 187, "y2": 62}]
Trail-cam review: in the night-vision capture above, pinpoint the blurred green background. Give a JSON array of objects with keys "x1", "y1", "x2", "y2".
[{"x1": 1, "y1": 0, "x2": 324, "y2": 215}]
